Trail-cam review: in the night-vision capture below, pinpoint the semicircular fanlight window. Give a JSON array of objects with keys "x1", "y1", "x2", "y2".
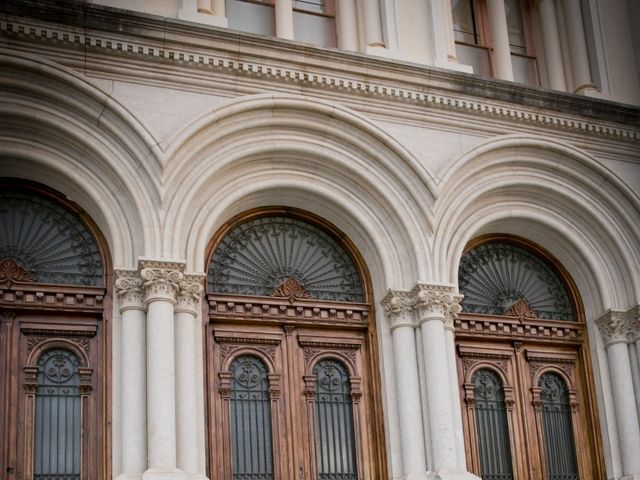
[
  {"x1": 0, "y1": 189, "x2": 103, "y2": 286},
  {"x1": 209, "y1": 216, "x2": 364, "y2": 302},
  {"x1": 458, "y1": 242, "x2": 574, "y2": 321}
]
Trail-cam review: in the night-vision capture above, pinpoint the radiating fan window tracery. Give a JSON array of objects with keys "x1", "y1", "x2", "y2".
[
  {"x1": 209, "y1": 216, "x2": 364, "y2": 302},
  {"x1": 0, "y1": 189, "x2": 103, "y2": 286},
  {"x1": 458, "y1": 241, "x2": 574, "y2": 320}
]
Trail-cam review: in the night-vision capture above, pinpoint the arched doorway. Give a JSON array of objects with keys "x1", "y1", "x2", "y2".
[
  {"x1": 455, "y1": 235, "x2": 604, "y2": 480},
  {"x1": 0, "y1": 180, "x2": 110, "y2": 480},
  {"x1": 205, "y1": 208, "x2": 386, "y2": 480}
]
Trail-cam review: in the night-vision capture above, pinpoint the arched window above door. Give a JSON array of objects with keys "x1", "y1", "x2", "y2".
[
  {"x1": 458, "y1": 240, "x2": 575, "y2": 321},
  {"x1": 208, "y1": 215, "x2": 364, "y2": 302},
  {"x1": 0, "y1": 186, "x2": 103, "y2": 287}
]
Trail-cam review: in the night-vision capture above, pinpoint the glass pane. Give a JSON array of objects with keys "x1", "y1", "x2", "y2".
[
  {"x1": 34, "y1": 349, "x2": 82, "y2": 480},
  {"x1": 458, "y1": 242, "x2": 575, "y2": 321},
  {"x1": 294, "y1": 11, "x2": 336, "y2": 48},
  {"x1": 0, "y1": 189, "x2": 103, "y2": 286},
  {"x1": 472, "y1": 369, "x2": 514, "y2": 480},
  {"x1": 452, "y1": 0, "x2": 478, "y2": 44},
  {"x1": 293, "y1": 0, "x2": 326, "y2": 14},
  {"x1": 505, "y1": 0, "x2": 526, "y2": 54},
  {"x1": 226, "y1": 0, "x2": 276, "y2": 37},
  {"x1": 230, "y1": 355, "x2": 274, "y2": 480},
  {"x1": 455, "y1": 44, "x2": 491, "y2": 77},
  {"x1": 511, "y1": 54, "x2": 538, "y2": 85},
  {"x1": 540, "y1": 373, "x2": 579, "y2": 480},
  {"x1": 209, "y1": 216, "x2": 364, "y2": 302},
  {"x1": 314, "y1": 359, "x2": 357, "y2": 480}
]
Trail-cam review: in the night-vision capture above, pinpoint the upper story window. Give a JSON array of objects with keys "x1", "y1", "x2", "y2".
[
  {"x1": 452, "y1": 0, "x2": 539, "y2": 85},
  {"x1": 293, "y1": 0, "x2": 336, "y2": 48},
  {"x1": 226, "y1": 0, "x2": 276, "y2": 37}
]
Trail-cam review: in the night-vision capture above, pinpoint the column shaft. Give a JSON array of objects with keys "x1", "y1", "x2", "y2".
[
  {"x1": 361, "y1": 0, "x2": 384, "y2": 47},
  {"x1": 275, "y1": 0, "x2": 295, "y2": 40},
  {"x1": 336, "y1": 0, "x2": 359, "y2": 51},
  {"x1": 147, "y1": 299, "x2": 179, "y2": 469},
  {"x1": 420, "y1": 318, "x2": 457, "y2": 469},
  {"x1": 538, "y1": 0, "x2": 567, "y2": 90},
  {"x1": 197, "y1": 0, "x2": 212, "y2": 14},
  {"x1": 487, "y1": 0, "x2": 514, "y2": 81},
  {"x1": 444, "y1": 327, "x2": 466, "y2": 469},
  {"x1": 212, "y1": 0, "x2": 225, "y2": 16},
  {"x1": 607, "y1": 342, "x2": 640, "y2": 474},
  {"x1": 562, "y1": 0, "x2": 596, "y2": 92},
  {"x1": 392, "y1": 325, "x2": 427, "y2": 475},
  {"x1": 122, "y1": 308, "x2": 148, "y2": 475}
]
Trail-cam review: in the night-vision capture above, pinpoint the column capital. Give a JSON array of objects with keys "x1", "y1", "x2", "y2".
[
  {"x1": 380, "y1": 289, "x2": 415, "y2": 330},
  {"x1": 411, "y1": 283, "x2": 463, "y2": 327},
  {"x1": 139, "y1": 260, "x2": 185, "y2": 304},
  {"x1": 596, "y1": 309, "x2": 632, "y2": 346},
  {"x1": 114, "y1": 269, "x2": 145, "y2": 312},
  {"x1": 176, "y1": 274, "x2": 206, "y2": 315},
  {"x1": 625, "y1": 305, "x2": 640, "y2": 343}
]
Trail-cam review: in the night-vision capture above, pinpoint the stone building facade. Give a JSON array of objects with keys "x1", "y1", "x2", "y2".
[{"x1": 0, "y1": 1, "x2": 639, "y2": 479}]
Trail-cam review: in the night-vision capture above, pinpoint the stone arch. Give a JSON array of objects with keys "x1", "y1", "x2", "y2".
[
  {"x1": 434, "y1": 134, "x2": 640, "y2": 318},
  {"x1": 0, "y1": 49, "x2": 162, "y2": 266},
  {"x1": 162, "y1": 93, "x2": 436, "y2": 292}
]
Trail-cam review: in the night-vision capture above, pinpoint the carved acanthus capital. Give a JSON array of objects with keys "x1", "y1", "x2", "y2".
[
  {"x1": 380, "y1": 290, "x2": 414, "y2": 329},
  {"x1": 411, "y1": 283, "x2": 463, "y2": 327},
  {"x1": 176, "y1": 274, "x2": 206, "y2": 315},
  {"x1": 596, "y1": 310, "x2": 631, "y2": 346},
  {"x1": 626, "y1": 306, "x2": 640, "y2": 343},
  {"x1": 139, "y1": 260, "x2": 185, "y2": 304},
  {"x1": 114, "y1": 269, "x2": 145, "y2": 311}
]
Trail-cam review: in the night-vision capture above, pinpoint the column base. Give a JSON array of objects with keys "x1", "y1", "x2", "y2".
[
  {"x1": 428, "y1": 469, "x2": 482, "y2": 480},
  {"x1": 143, "y1": 468, "x2": 189, "y2": 480}
]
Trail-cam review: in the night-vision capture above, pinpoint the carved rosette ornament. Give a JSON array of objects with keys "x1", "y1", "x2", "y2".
[
  {"x1": 412, "y1": 283, "x2": 463, "y2": 329},
  {"x1": 596, "y1": 310, "x2": 632, "y2": 346},
  {"x1": 114, "y1": 269, "x2": 145, "y2": 311},
  {"x1": 0, "y1": 258, "x2": 33, "y2": 287},
  {"x1": 380, "y1": 290, "x2": 414, "y2": 330},
  {"x1": 176, "y1": 274, "x2": 205, "y2": 315},
  {"x1": 139, "y1": 260, "x2": 184, "y2": 304},
  {"x1": 505, "y1": 299, "x2": 538, "y2": 319},
  {"x1": 272, "y1": 277, "x2": 311, "y2": 303}
]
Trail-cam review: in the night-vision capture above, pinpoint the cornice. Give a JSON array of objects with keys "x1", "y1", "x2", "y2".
[{"x1": 1, "y1": 0, "x2": 639, "y2": 143}]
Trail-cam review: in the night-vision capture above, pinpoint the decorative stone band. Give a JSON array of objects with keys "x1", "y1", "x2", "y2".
[
  {"x1": 380, "y1": 290, "x2": 414, "y2": 331},
  {"x1": 412, "y1": 283, "x2": 464, "y2": 329},
  {"x1": 176, "y1": 274, "x2": 206, "y2": 315},
  {"x1": 139, "y1": 259, "x2": 185, "y2": 305},
  {"x1": 381, "y1": 284, "x2": 464, "y2": 330},
  {"x1": 596, "y1": 308, "x2": 640, "y2": 346},
  {"x1": 114, "y1": 269, "x2": 145, "y2": 311}
]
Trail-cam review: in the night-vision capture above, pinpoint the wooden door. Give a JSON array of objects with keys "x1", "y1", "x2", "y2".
[{"x1": 206, "y1": 299, "x2": 381, "y2": 480}]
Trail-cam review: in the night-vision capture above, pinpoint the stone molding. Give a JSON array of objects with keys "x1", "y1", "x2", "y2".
[
  {"x1": 595, "y1": 307, "x2": 640, "y2": 346},
  {"x1": 139, "y1": 260, "x2": 185, "y2": 305},
  {"x1": 176, "y1": 273, "x2": 206, "y2": 315},
  {"x1": 1, "y1": 3, "x2": 638, "y2": 142},
  {"x1": 114, "y1": 269, "x2": 145, "y2": 311},
  {"x1": 381, "y1": 284, "x2": 464, "y2": 329}
]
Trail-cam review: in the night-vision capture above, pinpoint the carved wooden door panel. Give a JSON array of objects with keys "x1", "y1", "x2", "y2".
[
  {"x1": 456, "y1": 337, "x2": 602, "y2": 480},
  {"x1": 0, "y1": 310, "x2": 104, "y2": 480},
  {"x1": 207, "y1": 318, "x2": 376, "y2": 480}
]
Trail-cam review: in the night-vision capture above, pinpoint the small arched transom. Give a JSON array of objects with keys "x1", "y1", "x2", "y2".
[
  {"x1": 0, "y1": 188, "x2": 103, "y2": 286},
  {"x1": 459, "y1": 241, "x2": 574, "y2": 320},
  {"x1": 209, "y1": 216, "x2": 364, "y2": 302}
]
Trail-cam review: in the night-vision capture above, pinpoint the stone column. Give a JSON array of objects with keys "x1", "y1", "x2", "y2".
[
  {"x1": 336, "y1": 0, "x2": 359, "y2": 51},
  {"x1": 115, "y1": 270, "x2": 148, "y2": 478},
  {"x1": 442, "y1": 0, "x2": 458, "y2": 62},
  {"x1": 175, "y1": 275, "x2": 206, "y2": 478},
  {"x1": 381, "y1": 291, "x2": 427, "y2": 479},
  {"x1": 141, "y1": 260, "x2": 186, "y2": 480},
  {"x1": 537, "y1": 0, "x2": 567, "y2": 90},
  {"x1": 443, "y1": 315, "x2": 466, "y2": 469},
  {"x1": 361, "y1": 0, "x2": 384, "y2": 48},
  {"x1": 562, "y1": 0, "x2": 597, "y2": 93},
  {"x1": 627, "y1": 307, "x2": 640, "y2": 419},
  {"x1": 596, "y1": 310, "x2": 640, "y2": 476},
  {"x1": 413, "y1": 284, "x2": 462, "y2": 472},
  {"x1": 486, "y1": 0, "x2": 514, "y2": 81},
  {"x1": 275, "y1": 0, "x2": 295, "y2": 40}
]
